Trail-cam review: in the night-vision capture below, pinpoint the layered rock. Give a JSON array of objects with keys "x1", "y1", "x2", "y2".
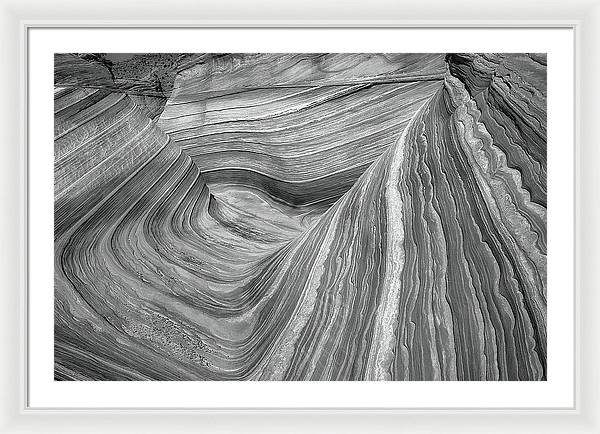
[
  {"x1": 54, "y1": 55, "x2": 171, "y2": 237},
  {"x1": 54, "y1": 53, "x2": 546, "y2": 381},
  {"x1": 158, "y1": 53, "x2": 445, "y2": 209}
]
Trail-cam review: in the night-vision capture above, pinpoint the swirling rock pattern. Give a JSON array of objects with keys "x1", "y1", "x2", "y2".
[{"x1": 54, "y1": 53, "x2": 546, "y2": 381}]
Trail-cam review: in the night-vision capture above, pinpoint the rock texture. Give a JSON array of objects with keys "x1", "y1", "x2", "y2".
[{"x1": 54, "y1": 53, "x2": 547, "y2": 381}]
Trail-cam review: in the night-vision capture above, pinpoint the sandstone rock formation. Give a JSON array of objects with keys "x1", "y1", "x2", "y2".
[{"x1": 54, "y1": 53, "x2": 546, "y2": 380}]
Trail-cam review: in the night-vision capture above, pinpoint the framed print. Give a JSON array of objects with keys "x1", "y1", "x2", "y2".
[
  {"x1": 1, "y1": 0, "x2": 598, "y2": 433},
  {"x1": 51, "y1": 49, "x2": 550, "y2": 385}
]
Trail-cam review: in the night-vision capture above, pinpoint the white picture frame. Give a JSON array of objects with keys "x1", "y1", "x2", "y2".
[{"x1": 1, "y1": 0, "x2": 598, "y2": 432}]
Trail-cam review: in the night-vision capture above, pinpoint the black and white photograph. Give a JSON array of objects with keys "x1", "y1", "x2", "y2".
[{"x1": 54, "y1": 52, "x2": 547, "y2": 381}]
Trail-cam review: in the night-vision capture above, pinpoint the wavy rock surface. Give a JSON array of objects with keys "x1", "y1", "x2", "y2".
[
  {"x1": 54, "y1": 57, "x2": 171, "y2": 236},
  {"x1": 159, "y1": 53, "x2": 445, "y2": 210},
  {"x1": 54, "y1": 53, "x2": 546, "y2": 381}
]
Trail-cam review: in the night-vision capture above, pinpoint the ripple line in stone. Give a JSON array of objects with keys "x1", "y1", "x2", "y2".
[{"x1": 54, "y1": 53, "x2": 547, "y2": 381}]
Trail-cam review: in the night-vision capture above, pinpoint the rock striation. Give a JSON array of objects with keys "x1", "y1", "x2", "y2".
[
  {"x1": 158, "y1": 54, "x2": 445, "y2": 211},
  {"x1": 54, "y1": 53, "x2": 547, "y2": 381}
]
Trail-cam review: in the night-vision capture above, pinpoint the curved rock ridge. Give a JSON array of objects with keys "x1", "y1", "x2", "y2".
[
  {"x1": 55, "y1": 53, "x2": 176, "y2": 122},
  {"x1": 54, "y1": 53, "x2": 115, "y2": 89},
  {"x1": 54, "y1": 53, "x2": 546, "y2": 381},
  {"x1": 447, "y1": 53, "x2": 547, "y2": 208},
  {"x1": 54, "y1": 84, "x2": 171, "y2": 236},
  {"x1": 55, "y1": 53, "x2": 168, "y2": 97}
]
